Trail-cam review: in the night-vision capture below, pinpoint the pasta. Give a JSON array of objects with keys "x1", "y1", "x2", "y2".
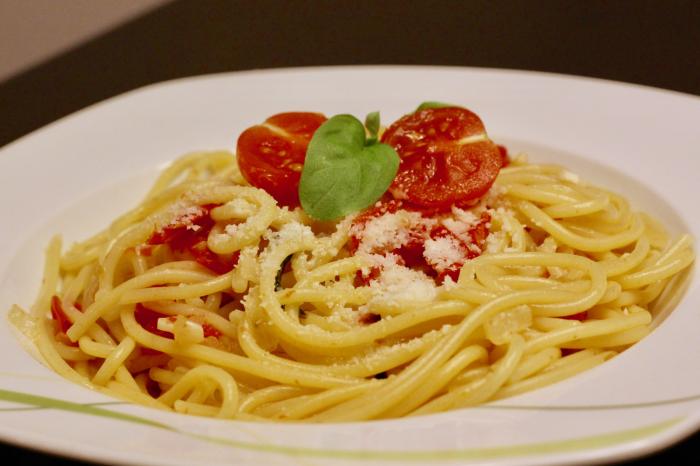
[{"x1": 8, "y1": 136, "x2": 695, "y2": 422}]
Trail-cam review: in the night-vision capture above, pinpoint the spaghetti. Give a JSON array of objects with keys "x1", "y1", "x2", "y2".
[{"x1": 8, "y1": 121, "x2": 695, "y2": 422}]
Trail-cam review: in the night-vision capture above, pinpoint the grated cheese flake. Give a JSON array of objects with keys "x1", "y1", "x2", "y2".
[
  {"x1": 366, "y1": 254, "x2": 437, "y2": 306},
  {"x1": 265, "y1": 221, "x2": 315, "y2": 246},
  {"x1": 351, "y1": 210, "x2": 434, "y2": 255},
  {"x1": 423, "y1": 236, "x2": 465, "y2": 272}
]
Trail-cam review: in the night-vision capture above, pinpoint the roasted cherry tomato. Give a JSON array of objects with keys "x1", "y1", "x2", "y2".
[
  {"x1": 497, "y1": 144, "x2": 510, "y2": 167},
  {"x1": 381, "y1": 107, "x2": 501, "y2": 209},
  {"x1": 236, "y1": 112, "x2": 327, "y2": 208}
]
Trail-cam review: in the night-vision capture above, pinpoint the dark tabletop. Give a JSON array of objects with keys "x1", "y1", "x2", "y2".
[{"x1": 1, "y1": 0, "x2": 699, "y2": 464}]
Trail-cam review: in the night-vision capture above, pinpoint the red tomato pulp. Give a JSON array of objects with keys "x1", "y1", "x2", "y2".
[
  {"x1": 236, "y1": 112, "x2": 327, "y2": 208},
  {"x1": 381, "y1": 107, "x2": 502, "y2": 210},
  {"x1": 147, "y1": 204, "x2": 238, "y2": 274}
]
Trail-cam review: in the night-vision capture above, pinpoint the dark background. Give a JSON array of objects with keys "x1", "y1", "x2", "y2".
[{"x1": 1, "y1": 0, "x2": 699, "y2": 464}]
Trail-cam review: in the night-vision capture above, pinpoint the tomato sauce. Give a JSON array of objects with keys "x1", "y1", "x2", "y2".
[
  {"x1": 147, "y1": 204, "x2": 239, "y2": 274},
  {"x1": 349, "y1": 200, "x2": 491, "y2": 284}
]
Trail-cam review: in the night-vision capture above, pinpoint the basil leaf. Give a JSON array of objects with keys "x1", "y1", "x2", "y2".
[
  {"x1": 365, "y1": 111, "x2": 380, "y2": 144},
  {"x1": 415, "y1": 101, "x2": 457, "y2": 111},
  {"x1": 299, "y1": 114, "x2": 399, "y2": 221}
]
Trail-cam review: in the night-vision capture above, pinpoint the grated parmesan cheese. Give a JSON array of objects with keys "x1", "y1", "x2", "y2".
[
  {"x1": 441, "y1": 275, "x2": 458, "y2": 290},
  {"x1": 177, "y1": 206, "x2": 205, "y2": 230},
  {"x1": 265, "y1": 221, "x2": 315, "y2": 246},
  {"x1": 451, "y1": 206, "x2": 479, "y2": 227},
  {"x1": 485, "y1": 231, "x2": 506, "y2": 253},
  {"x1": 442, "y1": 212, "x2": 477, "y2": 240},
  {"x1": 326, "y1": 306, "x2": 359, "y2": 327},
  {"x1": 226, "y1": 198, "x2": 256, "y2": 217},
  {"x1": 351, "y1": 210, "x2": 435, "y2": 255},
  {"x1": 423, "y1": 236, "x2": 464, "y2": 272},
  {"x1": 366, "y1": 254, "x2": 437, "y2": 306},
  {"x1": 151, "y1": 202, "x2": 207, "y2": 235},
  {"x1": 259, "y1": 222, "x2": 316, "y2": 279}
]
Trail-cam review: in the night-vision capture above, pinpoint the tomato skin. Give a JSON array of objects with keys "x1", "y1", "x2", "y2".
[
  {"x1": 188, "y1": 240, "x2": 239, "y2": 275},
  {"x1": 497, "y1": 144, "x2": 510, "y2": 167},
  {"x1": 148, "y1": 204, "x2": 214, "y2": 246},
  {"x1": 202, "y1": 323, "x2": 222, "y2": 338},
  {"x1": 50, "y1": 296, "x2": 72, "y2": 334},
  {"x1": 148, "y1": 204, "x2": 239, "y2": 274},
  {"x1": 145, "y1": 378, "x2": 162, "y2": 397},
  {"x1": 134, "y1": 304, "x2": 173, "y2": 339},
  {"x1": 429, "y1": 212, "x2": 491, "y2": 282},
  {"x1": 134, "y1": 304, "x2": 221, "y2": 339},
  {"x1": 236, "y1": 112, "x2": 327, "y2": 208},
  {"x1": 381, "y1": 107, "x2": 501, "y2": 209},
  {"x1": 466, "y1": 212, "x2": 491, "y2": 253},
  {"x1": 266, "y1": 113, "x2": 326, "y2": 134},
  {"x1": 563, "y1": 311, "x2": 588, "y2": 321}
]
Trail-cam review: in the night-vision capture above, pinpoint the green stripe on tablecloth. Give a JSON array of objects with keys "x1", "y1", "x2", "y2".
[{"x1": 0, "y1": 387, "x2": 685, "y2": 462}]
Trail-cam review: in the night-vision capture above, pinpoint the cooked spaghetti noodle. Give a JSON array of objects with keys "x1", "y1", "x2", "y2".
[{"x1": 9, "y1": 149, "x2": 694, "y2": 422}]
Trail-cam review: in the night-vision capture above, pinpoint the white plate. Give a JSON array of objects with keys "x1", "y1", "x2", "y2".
[{"x1": 1, "y1": 66, "x2": 699, "y2": 466}]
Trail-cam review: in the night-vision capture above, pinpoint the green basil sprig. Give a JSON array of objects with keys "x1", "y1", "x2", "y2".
[
  {"x1": 364, "y1": 111, "x2": 381, "y2": 144},
  {"x1": 299, "y1": 113, "x2": 399, "y2": 221}
]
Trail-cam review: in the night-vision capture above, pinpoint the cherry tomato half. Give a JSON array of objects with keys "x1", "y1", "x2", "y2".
[
  {"x1": 236, "y1": 112, "x2": 327, "y2": 208},
  {"x1": 381, "y1": 107, "x2": 501, "y2": 209}
]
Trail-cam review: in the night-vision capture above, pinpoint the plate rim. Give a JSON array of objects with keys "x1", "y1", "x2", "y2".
[
  {"x1": 1, "y1": 65, "x2": 699, "y2": 466},
  {"x1": 3, "y1": 64, "x2": 700, "y2": 152}
]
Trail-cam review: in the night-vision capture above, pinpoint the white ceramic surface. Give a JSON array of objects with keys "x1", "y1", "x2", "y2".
[{"x1": 1, "y1": 66, "x2": 699, "y2": 466}]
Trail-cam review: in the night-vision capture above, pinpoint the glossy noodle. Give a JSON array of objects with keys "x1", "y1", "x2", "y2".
[{"x1": 9, "y1": 150, "x2": 694, "y2": 422}]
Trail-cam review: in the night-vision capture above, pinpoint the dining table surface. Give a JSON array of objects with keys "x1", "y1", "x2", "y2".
[{"x1": 1, "y1": 1, "x2": 699, "y2": 464}]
